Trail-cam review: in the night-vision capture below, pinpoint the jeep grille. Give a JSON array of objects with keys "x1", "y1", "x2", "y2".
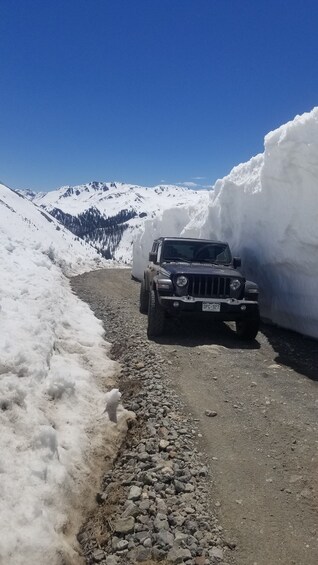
[{"x1": 187, "y1": 275, "x2": 231, "y2": 298}]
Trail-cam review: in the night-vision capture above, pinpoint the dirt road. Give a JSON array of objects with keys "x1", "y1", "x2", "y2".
[{"x1": 72, "y1": 268, "x2": 318, "y2": 565}]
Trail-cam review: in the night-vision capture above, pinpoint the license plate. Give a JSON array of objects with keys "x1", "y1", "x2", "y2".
[{"x1": 202, "y1": 302, "x2": 221, "y2": 312}]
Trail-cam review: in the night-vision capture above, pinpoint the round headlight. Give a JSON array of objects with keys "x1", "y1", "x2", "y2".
[
  {"x1": 230, "y1": 279, "x2": 241, "y2": 291},
  {"x1": 176, "y1": 275, "x2": 188, "y2": 287}
]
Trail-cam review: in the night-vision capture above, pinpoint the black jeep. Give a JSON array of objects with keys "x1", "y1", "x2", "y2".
[{"x1": 139, "y1": 237, "x2": 260, "y2": 340}]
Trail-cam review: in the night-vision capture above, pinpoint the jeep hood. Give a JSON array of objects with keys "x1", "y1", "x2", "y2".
[{"x1": 161, "y1": 262, "x2": 243, "y2": 279}]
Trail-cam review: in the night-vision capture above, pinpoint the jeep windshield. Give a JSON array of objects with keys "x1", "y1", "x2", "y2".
[{"x1": 161, "y1": 240, "x2": 232, "y2": 265}]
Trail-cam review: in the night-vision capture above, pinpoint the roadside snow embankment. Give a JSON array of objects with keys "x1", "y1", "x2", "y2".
[
  {"x1": 0, "y1": 184, "x2": 127, "y2": 564},
  {"x1": 133, "y1": 108, "x2": 318, "y2": 339}
]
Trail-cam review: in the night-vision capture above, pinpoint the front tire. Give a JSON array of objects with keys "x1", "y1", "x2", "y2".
[
  {"x1": 139, "y1": 280, "x2": 149, "y2": 314},
  {"x1": 236, "y1": 317, "x2": 260, "y2": 340},
  {"x1": 147, "y1": 289, "x2": 165, "y2": 337}
]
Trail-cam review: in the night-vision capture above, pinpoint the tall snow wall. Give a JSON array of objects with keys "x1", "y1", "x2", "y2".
[{"x1": 132, "y1": 107, "x2": 318, "y2": 339}]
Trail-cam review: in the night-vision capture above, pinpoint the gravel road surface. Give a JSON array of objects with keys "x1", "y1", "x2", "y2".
[{"x1": 72, "y1": 268, "x2": 318, "y2": 565}]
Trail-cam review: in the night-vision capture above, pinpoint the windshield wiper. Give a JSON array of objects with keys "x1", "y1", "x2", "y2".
[
  {"x1": 163, "y1": 257, "x2": 192, "y2": 263},
  {"x1": 195, "y1": 259, "x2": 225, "y2": 264}
]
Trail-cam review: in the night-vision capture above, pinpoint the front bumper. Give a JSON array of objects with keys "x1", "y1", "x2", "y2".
[{"x1": 158, "y1": 295, "x2": 259, "y2": 320}]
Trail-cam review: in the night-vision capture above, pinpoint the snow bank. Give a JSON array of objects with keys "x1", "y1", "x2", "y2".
[
  {"x1": 0, "y1": 185, "x2": 128, "y2": 564},
  {"x1": 0, "y1": 182, "x2": 107, "y2": 276},
  {"x1": 132, "y1": 108, "x2": 318, "y2": 338}
]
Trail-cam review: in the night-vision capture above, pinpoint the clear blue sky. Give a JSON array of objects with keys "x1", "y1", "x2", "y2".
[{"x1": 1, "y1": 0, "x2": 318, "y2": 191}]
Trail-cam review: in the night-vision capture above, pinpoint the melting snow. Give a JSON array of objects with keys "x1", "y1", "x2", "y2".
[{"x1": 0, "y1": 184, "x2": 126, "y2": 563}]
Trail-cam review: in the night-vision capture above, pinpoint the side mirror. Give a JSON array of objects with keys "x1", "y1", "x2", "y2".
[
  {"x1": 149, "y1": 251, "x2": 157, "y2": 263},
  {"x1": 233, "y1": 257, "x2": 241, "y2": 268}
]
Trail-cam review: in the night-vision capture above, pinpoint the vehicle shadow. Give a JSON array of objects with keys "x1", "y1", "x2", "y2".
[
  {"x1": 261, "y1": 324, "x2": 318, "y2": 382},
  {"x1": 154, "y1": 316, "x2": 261, "y2": 350}
]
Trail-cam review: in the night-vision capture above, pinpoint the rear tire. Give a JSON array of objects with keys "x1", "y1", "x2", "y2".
[
  {"x1": 236, "y1": 317, "x2": 260, "y2": 340},
  {"x1": 139, "y1": 280, "x2": 149, "y2": 314},
  {"x1": 147, "y1": 289, "x2": 165, "y2": 337}
]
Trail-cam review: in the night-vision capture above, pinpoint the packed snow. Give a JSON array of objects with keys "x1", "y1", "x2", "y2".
[
  {"x1": 0, "y1": 184, "x2": 129, "y2": 564},
  {"x1": 132, "y1": 108, "x2": 318, "y2": 339}
]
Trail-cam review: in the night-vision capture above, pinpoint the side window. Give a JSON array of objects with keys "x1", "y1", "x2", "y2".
[{"x1": 150, "y1": 241, "x2": 159, "y2": 264}]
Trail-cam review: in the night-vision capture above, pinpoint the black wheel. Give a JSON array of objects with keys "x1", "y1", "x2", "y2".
[
  {"x1": 235, "y1": 317, "x2": 260, "y2": 340},
  {"x1": 139, "y1": 280, "x2": 149, "y2": 314},
  {"x1": 147, "y1": 289, "x2": 165, "y2": 337}
]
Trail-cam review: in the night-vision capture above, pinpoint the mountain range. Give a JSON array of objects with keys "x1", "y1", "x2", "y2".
[{"x1": 21, "y1": 182, "x2": 210, "y2": 262}]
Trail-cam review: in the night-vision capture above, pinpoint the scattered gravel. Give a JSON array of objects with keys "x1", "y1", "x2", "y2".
[
  {"x1": 72, "y1": 275, "x2": 235, "y2": 565},
  {"x1": 72, "y1": 269, "x2": 318, "y2": 565}
]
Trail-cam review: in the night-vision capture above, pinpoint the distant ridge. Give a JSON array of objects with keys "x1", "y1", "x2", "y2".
[{"x1": 19, "y1": 181, "x2": 210, "y2": 262}]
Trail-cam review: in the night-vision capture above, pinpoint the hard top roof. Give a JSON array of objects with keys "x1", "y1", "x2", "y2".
[{"x1": 154, "y1": 236, "x2": 229, "y2": 246}]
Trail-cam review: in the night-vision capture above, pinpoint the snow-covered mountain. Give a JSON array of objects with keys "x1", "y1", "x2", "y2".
[
  {"x1": 2, "y1": 183, "x2": 108, "y2": 274},
  {"x1": 22, "y1": 182, "x2": 210, "y2": 262}
]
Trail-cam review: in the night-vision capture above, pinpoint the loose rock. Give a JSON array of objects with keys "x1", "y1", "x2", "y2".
[
  {"x1": 72, "y1": 274, "x2": 231, "y2": 565},
  {"x1": 205, "y1": 410, "x2": 218, "y2": 417},
  {"x1": 114, "y1": 516, "x2": 135, "y2": 534}
]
